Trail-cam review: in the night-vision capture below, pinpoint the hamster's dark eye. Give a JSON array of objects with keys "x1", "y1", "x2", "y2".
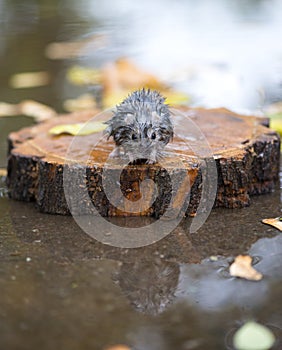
[
  {"x1": 132, "y1": 133, "x2": 138, "y2": 140},
  {"x1": 151, "y1": 132, "x2": 156, "y2": 140}
]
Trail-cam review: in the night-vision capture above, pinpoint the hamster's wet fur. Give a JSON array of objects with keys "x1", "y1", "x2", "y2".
[{"x1": 105, "y1": 89, "x2": 173, "y2": 163}]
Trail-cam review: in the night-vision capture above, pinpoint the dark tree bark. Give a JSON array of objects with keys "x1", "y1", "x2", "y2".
[{"x1": 6, "y1": 108, "x2": 280, "y2": 216}]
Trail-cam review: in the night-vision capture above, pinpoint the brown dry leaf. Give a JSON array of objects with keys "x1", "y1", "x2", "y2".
[
  {"x1": 101, "y1": 58, "x2": 189, "y2": 107},
  {"x1": 103, "y1": 345, "x2": 131, "y2": 350},
  {"x1": 229, "y1": 255, "x2": 263, "y2": 281},
  {"x1": 19, "y1": 100, "x2": 57, "y2": 122},
  {"x1": 66, "y1": 58, "x2": 190, "y2": 108},
  {"x1": 262, "y1": 217, "x2": 282, "y2": 231},
  {"x1": 102, "y1": 57, "x2": 167, "y2": 95},
  {"x1": 63, "y1": 93, "x2": 96, "y2": 112},
  {"x1": 9, "y1": 71, "x2": 50, "y2": 89}
]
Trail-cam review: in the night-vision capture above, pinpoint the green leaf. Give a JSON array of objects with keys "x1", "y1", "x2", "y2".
[
  {"x1": 233, "y1": 321, "x2": 275, "y2": 350},
  {"x1": 49, "y1": 121, "x2": 106, "y2": 136},
  {"x1": 268, "y1": 112, "x2": 282, "y2": 136}
]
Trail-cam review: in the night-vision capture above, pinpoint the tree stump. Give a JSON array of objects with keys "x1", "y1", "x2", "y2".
[{"x1": 6, "y1": 107, "x2": 280, "y2": 216}]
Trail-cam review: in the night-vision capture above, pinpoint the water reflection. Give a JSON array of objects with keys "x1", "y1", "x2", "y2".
[
  {"x1": 66, "y1": 0, "x2": 282, "y2": 111},
  {"x1": 113, "y1": 259, "x2": 180, "y2": 315},
  {"x1": 1, "y1": 0, "x2": 282, "y2": 114},
  {"x1": 6, "y1": 186, "x2": 280, "y2": 316}
]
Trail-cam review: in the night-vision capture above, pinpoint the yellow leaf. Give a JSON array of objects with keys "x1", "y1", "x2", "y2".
[
  {"x1": 66, "y1": 66, "x2": 101, "y2": 85},
  {"x1": 269, "y1": 117, "x2": 282, "y2": 136},
  {"x1": 102, "y1": 91, "x2": 129, "y2": 108},
  {"x1": 9, "y1": 71, "x2": 50, "y2": 89},
  {"x1": 102, "y1": 89, "x2": 190, "y2": 108},
  {"x1": 165, "y1": 91, "x2": 190, "y2": 105},
  {"x1": 0, "y1": 168, "x2": 7, "y2": 177},
  {"x1": 262, "y1": 217, "x2": 282, "y2": 231},
  {"x1": 49, "y1": 121, "x2": 106, "y2": 136}
]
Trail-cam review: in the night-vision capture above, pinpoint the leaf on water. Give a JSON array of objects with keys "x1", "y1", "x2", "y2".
[
  {"x1": 9, "y1": 71, "x2": 50, "y2": 89},
  {"x1": 63, "y1": 93, "x2": 97, "y2": 112},
  {"x1": 66, "y1": 66, "x2": 102, "y2": 85},
  {"x1": 103, "y1": 58, "x2": 166, "y2": 91},
  {"x1": 165, "y1": 91, "x2": 190, "y2": 105},
  {"x1": 233, "y1": 321, "x2": 275, "y2": 350},
  {"x1": 45, "y1": 34, "x2": 107, "y2": 60},
  {"x1": 103, "y1": 345, "x2": 131, "y2": 350},
  {"x1": 262, "y1": 217, "x2": 282, "y2": 231},
  {"x1": 0, "y1": 168, "x2": 7, "y2": 177},
  {"x1": 66, "y1": 58, "x2": 190, "y2": 108},
  {"x1": 102, "y1": 89, "x2": 190, "y2": 108},
  {"x1": 265, "y1": 102, "x2": 282, "y2": 135},
  {"x1": 102, "y1": 91, "x2": 130, "y2": 109},
  {"x1": 229, "y1": 255, "x2": 263, "y2": 281},
  {"x1": 0, "y1": 100, "x2": 57, "y2": 121},
  {"x1": 269, "y1": 115, "x2": 282, "y2": 136},
  {"x1": 19, "y1": 100, "x2": 57, "y2": 122},
  {"x1": 0, "y1": 102, "x2": 19, "y2": 116},
  {"x1": 49, "y1": 121, "x2": 106, "y2": 136}
]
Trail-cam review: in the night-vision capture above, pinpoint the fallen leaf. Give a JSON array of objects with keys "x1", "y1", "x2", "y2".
[
  {"x1": 103, "y1": 345, "x2": 131, "y2": 350},
  {"x1": 0, "y1": 100, "x2": 57, "y2": 121},
  {"x1": 9, "y1": 71, "x2": 50, "y2": 88},
  {"x1": 45, "y1": 34, "x2": 107, "y2": 60},
  {"x1": 165, "y1": 91, "x2": 190, "y2": 105},
  {"x1": 229, "y1": 255, "x2": 263, "y2": 281},
  {"x1": 63, "y1": 93, "x2": 96, "y2": 112},
  {"x1": 19, "y1": 100, "x2": 57, "y2": 122},
  {"x1": 233, "y1": 321, "x2": 275, "y2": 350},
  {"x1": 262, "y1": 217, "x2": 282, "y2": 231},
  {"x1": 66, "y1": 58, "x2": 190, "y2": 108},
  {"x1": 102, "y1": 89, "x2": 190, "y2": 108},
  {"x1": 66, "y1": 66, "x2": 102, "y2": 85},
  {"x1": 102, "y1": 91, "x2": 130, "y2": 109},
  {"x1": 0, "y1": 168, "x2": 7, "y2": 177},
  {"x1": 103, "y1": 58, "x2": 166, "y2": 91},
  {"x1": 0, "y1": 102, "x2": 19, "y2": 116},
  {"x1": 269, "y1": 114, "x2": 282, "y2": 136},
  {"x1": 49, "y1": 121, "x2": 106, "y2": 136}
]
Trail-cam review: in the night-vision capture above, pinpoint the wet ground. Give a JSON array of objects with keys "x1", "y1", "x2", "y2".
[
  {"x1": 1, "y1": 170, "x2": 282, "y2": 350},
  {"x1": 1, "y1": 1, "x2": 282, "y2": 349}
]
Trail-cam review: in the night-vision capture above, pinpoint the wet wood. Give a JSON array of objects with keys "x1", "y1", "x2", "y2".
[{"x1": 6, "y1": 107, "x2": 280, "y2": 216}]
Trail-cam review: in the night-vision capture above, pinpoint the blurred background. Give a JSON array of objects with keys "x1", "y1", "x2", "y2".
[
  {"x1": 1, "y1": 0, "x2": 282, "y2": 165},
  {"x1": 1, "y1": 0, "x2": 282, "y2": 109}
]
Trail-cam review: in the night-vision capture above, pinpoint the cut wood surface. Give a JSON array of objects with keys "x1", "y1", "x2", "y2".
[{"x1": 6, "y1": 107, "x2": 280, "y2": 216}]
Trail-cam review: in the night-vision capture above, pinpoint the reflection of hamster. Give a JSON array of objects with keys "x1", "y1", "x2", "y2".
[
  {"x1": 113, "y1": 259, "x2": 180, "y2": 315},
  {"x1": 105, "y1": 89, "x2": 174, "y2": 163}
]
